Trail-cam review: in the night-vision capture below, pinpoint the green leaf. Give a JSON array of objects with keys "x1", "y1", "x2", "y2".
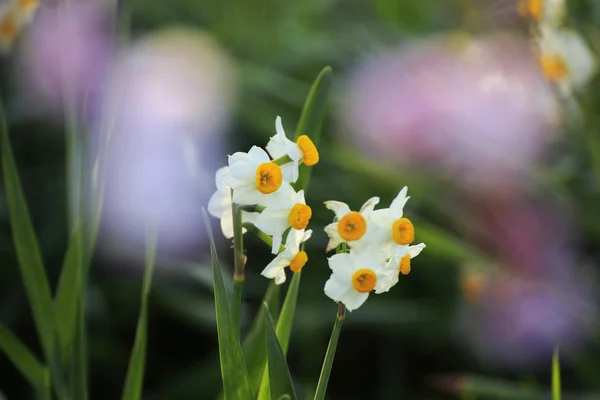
[
  {"x1": 293, "y1": 66, "x2": 333, "y2": 191},
  {"x1": 0, "y1": 322, "x2": 48, "y2": 389},
  {"x1": 553, "y1": 347, "x2": 561, "y2": 400},
  {"x1": 53, "y1": 223, "x2": 84, "y2": 357},
  {"x1": 121, "y1": 228, "x2": 158, "y2": 400},
  {"x1": 258, "y1": 272, "x2": 302, "y2": 400},
  {"x1": 202, "y1": 208, "x2": 253, "y2": 400},
  {"x1": 243, "y1": 282, "x2": 281, "y2": 396},
  {"x1": 0, "y1": 102, "x2": 57, "y2": 361},
  {"x1": 264, "y1": 303, "x2": 297, "y2": 400}
]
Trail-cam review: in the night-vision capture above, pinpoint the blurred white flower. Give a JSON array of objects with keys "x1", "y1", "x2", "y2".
[{"x1": 538, "y1": 25, "x2": 597, "y2": 95}]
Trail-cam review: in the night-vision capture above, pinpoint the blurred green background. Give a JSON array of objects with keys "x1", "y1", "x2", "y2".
[{"x1": 2, "y1": 0, "x2": 600, "y2": 399}]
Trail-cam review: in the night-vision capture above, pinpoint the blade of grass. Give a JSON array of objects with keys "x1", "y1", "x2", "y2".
[
  {"x1": 202, "y1": 208, "x2": 253, "y2": 400},
  {"x1": 0, "y1": 100, "x2": 66, "y2": 399},
  {"x1": 264, "y1": 303, "x2": 297, "y2": 400},
  {"x1": 0, "y1": 322, "x2": 49, "y2": 390},
  {"x1": 293, "y1": 66, "x2": 332, "y2": 191},
  {"x1": 553, "y1": 347, "x2": 561, "y2": 400},
  {"x1": 121, "y1": 227, "x2": 158, "y2": 400},
  {"x1": 53, "y1": 222, "x2": 84, "y2": 357}
]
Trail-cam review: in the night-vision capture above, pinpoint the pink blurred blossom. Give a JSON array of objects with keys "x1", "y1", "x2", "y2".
[
  {"x1": 95, "y1": 27, "x2": 236, "y2": 257},
  {"x1": 457, "y1": 198, "x2": 597, "y2": 367},
  {"x1": 340, "y1": 32, "x2": 559, "y2": 198},
  {"x1": 16, "y1": 1, "x2": 114, "y2": 113}
]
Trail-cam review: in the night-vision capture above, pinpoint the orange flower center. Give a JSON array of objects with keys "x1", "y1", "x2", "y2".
[
  {"x1": 287, "y1": 203, "x2": 312, "y2": 230},
  {"x1": 290, "y1": 251, "x2": 308, "y2": 273},
  {"x1": 540, "y1": 54, "x2": 568, "y2": 83},
  {"x1": 337, "y1": 211, "x2": 367, "y2": 241},
  {"x1": 296, "y1": 135, "x2": 319, "y2": 166},
  {"x1": 517, "y1": 0, "x2": 542, "y2": 21},
  {"x1": 255, "y1": 162, "x2": 283, "y2": 194},
  {"x1": 392, "y1": 218, "x2": 414, "y2": 245},
  {"x1": 399, "y1": 254, "x2": 411, "y2": 275},
  {"x1": 0, "y1": 14, "x2": 18, "y2": 40},
  {"x1": 351, "y1": 268, "x2": 377, "y2": 293}
]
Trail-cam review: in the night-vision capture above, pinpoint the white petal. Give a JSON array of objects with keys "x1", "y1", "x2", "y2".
[
  {"x1": 324, "y1": 201, "x2": 350, "y2": 219},
  {"x1": 280, "y1": 161, "x2": 299, "y2": 183},
  {"x1": 374, "y1": 273, "x2": 399, "y2": 294},
  {"x1": 359, "y1": 197, "x2": 380, "y2": 216},
  {"x1": 284, "y1": 142, "x2": 303, "y2": 162},
  {"x1": 220, "y1": 213, "x2": 234, "y2": 239},
  {"x1": 266, "y1": 141, "x2": 287, "y2": 159},
  {"x1": 275, "y1": 115, "x2": 286, "y2": 137},
  {"x1": 328, "y1": 253, "x2": 354, "y2": 279},
  {"x1": 242, "y1": 211, "x2": 259, "y2": 224},
  {"x1": 285, "y1": 228, "x2": 305, "y2": 253},
  {"x1": 324, "y1": 277, "x2": 353, "y2": 303},
  {"x1": 231, "y1": 184, "x2": 266, "y2": 205},
  {"x1": 207, "y1": 189, "x2": 228, "y2": 219},
  {"x1": 275, "y1": 269, "x2": 287, "y2": 285},
  {"x1": 408, "y1": 243, "x2": 426, "y2": 258},
  {"x1": 343, "y1": 292, "x2": 369, "y2": 312},
  {"x1": 247, "y1": 146, "x2": 271, "y2": 164},
  {"x1": 254, "y1": 208, "x2": 290, "y2": 236},
  {"x1": 302, "y1": 229, "x2": 313, "y2": 242},
  {"x1": 214, "y1": 166, "x2": 230, "y2": 191},
  {"x1": 261, "y1": 181, "x2": 296, "y2": 208},
  {"x1": 271, "y1": 233, "x2": 283, "y2": 255},
  {"x1": 389, "y1": 187, "x2": 409, "y2": 218},
  {"x1": 262, "y1": 254, "x2": 291, "y2": 279},
  {"x1": 324, "y1": 223, "x2": 343, "y2": 252}
]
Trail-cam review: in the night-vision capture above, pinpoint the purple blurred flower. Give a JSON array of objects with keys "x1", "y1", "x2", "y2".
[
  {"x1": 16, "y1": 1, "x2": 114, "y2": 113},
  {"x1": 458, "y1": 198, "x2": 597, "y2": 368},
  {"x1": 340, "y1": 32, "x2": 559, "y2": 197},
  {"x1": 95, "y1": 27, "x2": 236, "y2": 257}
]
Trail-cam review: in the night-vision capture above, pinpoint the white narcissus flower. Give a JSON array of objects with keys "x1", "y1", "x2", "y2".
[
  {"x1": 375, "y1": 243, "x2": 426, "y2": 294},
  {"x1": 324, "y1": 250, "x2": 387, "y2": 311},
  {"x1": 369, "y1": 187, "x2": 416, "y2": 256},
  {"x1": 253, "y1": 181, "x2": 312, "y2": 254},
  {"x1": 538, "y1": 25, "x2": 597, "y2": 95},
  {"x1": 323, "y1": 197, "x2": 380, "y2": 252},
  {"x1": 207, "y1": 167, "x2": 258, "y2": 239},
  {"x1": 223, "y1": 146, "x2": 284, "y2": 206},
  {"x1": 261, "y1": 229, "x2": 312, "y2": 285},
  {"x1": 266, "y1": 116, "x2": 319, "y2": 183}
]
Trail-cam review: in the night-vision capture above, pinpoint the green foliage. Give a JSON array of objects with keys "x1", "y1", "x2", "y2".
[
  {"x1": 203, "y1": 209, "x2": 253, "y2": 400},
  {"x1": 264, "y1": 303, "x2": 297, "y2": 400}
]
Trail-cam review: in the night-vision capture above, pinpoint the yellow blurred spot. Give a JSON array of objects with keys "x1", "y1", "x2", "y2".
[
  {"x1": 540, "y1": 54, "x2": 568, "y2": 82},
  {"x1": 517, "y1": 0, "x2": 542, "y2": 21}
]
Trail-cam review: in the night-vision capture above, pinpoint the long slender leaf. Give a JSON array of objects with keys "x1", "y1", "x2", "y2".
[
  {"x1": 264, "y1": 303, "x2": 297, "y2": 400},
  {"x1": 244, "y1": 282, "x2": 281, "y2": 396},
  {"x1": 121, "y1": 228, "x2": 158, "y2": 400},
  {"x1": 202, "y1": 208, "x2": 253, "y2": 400},
  {"x1": 0, "y1": 322, "x2": 48, "y2": 389},
  {"x1": 293, "y1": 66, "x2": 333, "y2": 191},
  {"x1": 0, "y1": 101, "x2": 57, "y2": 363},
  {"x1": 53, "y1": 223, "x2": 84, "y2": 357},
  {"x1": 258, "y1": 272, "x2": 302, "y2": 400}
]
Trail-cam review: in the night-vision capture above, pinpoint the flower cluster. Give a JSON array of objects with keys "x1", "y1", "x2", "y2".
[
  {"x1": 323, "y1": 187, "x2": 426, "y2": 311},
  {"x1": 208, "y1": 116, "x2": 319, "y2": 284},
  {"x1": 0, "y1": 0, "x2": 39, "y2": 51},
  {"x1": 518, "y1": 0, "x2": 597, "y2": 95}
]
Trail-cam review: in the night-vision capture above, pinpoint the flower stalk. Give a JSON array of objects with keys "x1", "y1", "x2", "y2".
[
  {"x1": 313, "y1": 303, "x2": 346, "y2": 400},
  {"x1": 231, "y1": 198, "x2": 246, "y2": 333}
]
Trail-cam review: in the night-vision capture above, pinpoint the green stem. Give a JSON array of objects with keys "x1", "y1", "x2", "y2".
[
  {"x1": 552, "y1": 347, "x2": 561, "y2": 400},
  {"x1": 272, "y1": 154, "x2": 293, "y2": 166},
  {"x1": 242, "y1": 222, "x2": 285, "y2": 253},
  {"x1": 231, "y1": 200, "x2": 246, "y2": 332},
  {"x1": 313, "y1": 303, "x2": 346, "y2": 400}
]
